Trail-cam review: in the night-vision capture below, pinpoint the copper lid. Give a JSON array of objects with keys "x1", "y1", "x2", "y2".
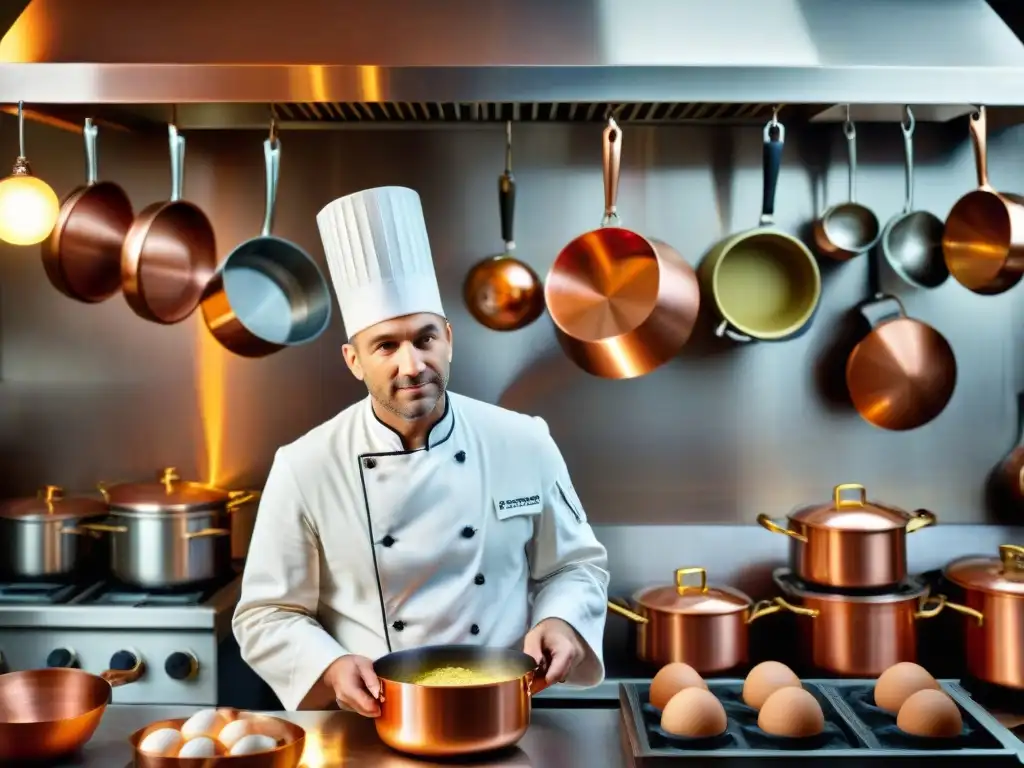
[
  {"x1": 944, "y1": 545, "x2": 1024, "y2": 596},
  {"x1": 790, "y1": 483, "x2": 917, "y2": 531},
  {"x1": 102, "y1": 467, "x2": 230, "y2": 514},
  {"x1": 634, "y1": 567, "x2": 752, "y2": 615},
  {"x1": 0, "y1": 485, "x2": 108, "y2": 522}
]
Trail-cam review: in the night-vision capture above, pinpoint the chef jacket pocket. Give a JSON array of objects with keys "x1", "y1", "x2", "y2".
[{"x1": 554, "y1": 478, "x2": 585, "y2": 523}]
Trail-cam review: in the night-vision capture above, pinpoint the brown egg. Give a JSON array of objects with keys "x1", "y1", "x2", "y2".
[
  {"x1": 897, "y1": 689, "x2": 962, "y2": 738},
  {"x1": 742, "y1": 661, "x2": 801, "y2": 710},
  {"x1": 649, "y1": 662, "x2": 708, "y2": 710},
  {"x1": 661, "y1": 687, "x2": 728, "y2": 738},
  {"x1": 874, "y1": 662, "x2": 940, "y2": 713},
  {"x1": 758, "y1": 686, "x2": 825, "y2": 738}
]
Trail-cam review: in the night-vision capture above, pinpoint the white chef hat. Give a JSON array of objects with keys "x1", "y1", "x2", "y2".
[{"x1": 316, "y1": 186, "x2": 445, "y2": 339}]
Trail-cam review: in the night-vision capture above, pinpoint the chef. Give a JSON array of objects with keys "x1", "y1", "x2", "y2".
[{"x1": 232, "y1": 185, "x2": 610, "y2": 715}]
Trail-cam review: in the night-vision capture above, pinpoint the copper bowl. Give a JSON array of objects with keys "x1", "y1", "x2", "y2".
[{"x1": 129, "y1": 711, "x2": 305, "y2": 768}]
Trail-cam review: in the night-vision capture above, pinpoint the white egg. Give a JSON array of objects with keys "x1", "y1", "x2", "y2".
[
  {"x1": 139, "y1": 727, "x2": 184, "y2": 756},
  {"x1": 178, "y1": 736, "x2": 219, "y2": 758},
  {"x1": 229, "y1": 733, "x2": 278, "y2": 755},
  {"x1": 217, "y1": 718, "x2": 258, "y2": 749},
  {"x1": 180, "y1": 708, "x2": 231, "y2": 739}
]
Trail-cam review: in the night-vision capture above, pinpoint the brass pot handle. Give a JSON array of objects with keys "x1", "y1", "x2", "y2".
[
  {"x1": 834, "y1": 483, "x2": 867, "y2": 509},
  {"x1": 607, "y1": 599, "x2": 648, "y2": 624},
  {"x1": 756, "y1": 514, "x2": 808, "y2": 543},
  {"x1": 748, "y1": 596, "x2": 819, "y2": 622},
  {"x1": 914, "y1": 593, "x2": 984, "y2": 626},
  {"x1": 184, "y1": 528, "x2": 231, "y2": 540},
  {"x1": 906, "y1": 509, "x2": 937, "y2": 534},
  {"x1": 79, "y1": 522, "x2": 128, "y2": 534},
  {"x1": 675, "y1": 567, "x2": 707, "y2": 594},
  {"x1": 1000, "y1": 544, "x2": 1024, "y2": 572},
  {"x1": 226, "y1": 491, "x2": 260, "y2": 511}
]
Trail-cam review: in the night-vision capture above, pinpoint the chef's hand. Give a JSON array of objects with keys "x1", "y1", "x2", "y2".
[
  {"x1": 523, "y1": 618, "x2": 584, "y2": 686},
  {"x1": 322, "y1": 654, "x2": 381, "y2": 718}
]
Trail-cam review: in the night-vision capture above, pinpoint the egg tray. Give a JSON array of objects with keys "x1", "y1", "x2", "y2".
[{"x1": 619, "y1": 680, "x2": 1024, "y2": 766}]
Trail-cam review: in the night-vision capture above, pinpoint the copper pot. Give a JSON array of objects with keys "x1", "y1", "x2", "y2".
[
  {"x1": 373, "y1": 644, "x2": 549, "y2": 757},
  {"x1": 944, "y1": 544, "x2": 1024, "y2": 689},
  {"x1": 756, "y1": 483, "x2": 937, "y2": 590},
  {"x1": 607, "y1": 566, "x2": 781, "y2": 673},
  {"x1": 770, "y1": 568, "x2": 981, "y2": 677}
]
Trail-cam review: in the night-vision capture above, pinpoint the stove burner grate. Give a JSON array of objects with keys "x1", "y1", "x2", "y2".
[{"x1": 0, "y1": 582, "x2": 85, "y2": 605}]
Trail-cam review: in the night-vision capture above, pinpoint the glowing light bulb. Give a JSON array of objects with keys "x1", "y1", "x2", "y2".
[{"x1": 0, "y1": 158, "x2": 60, "y2": 246}]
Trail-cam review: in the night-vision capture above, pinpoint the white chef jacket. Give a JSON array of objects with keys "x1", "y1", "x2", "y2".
[{"x1": 232, "y1": 391, "x2": 610, "y2": 711}]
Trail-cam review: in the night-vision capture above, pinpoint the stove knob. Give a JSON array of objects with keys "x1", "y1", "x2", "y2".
[
  {"x1": 46, "y1": 648, "x2": 78, "y2": 669},
  {"x1": 109, "y1": 649, "x2": 141, "y2": 672},
  {"x1": 164, "y1": 651, "x2": 199, "y2": 681}
]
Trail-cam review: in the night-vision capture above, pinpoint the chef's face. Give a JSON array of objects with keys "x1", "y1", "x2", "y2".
[{"x1": 343, "y1": 313, "x2": 453, "y2": 421}]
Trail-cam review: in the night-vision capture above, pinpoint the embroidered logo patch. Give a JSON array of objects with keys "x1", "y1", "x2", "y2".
[{"x1": 498, "y1": 495, "x2": 541, "y2": 511}]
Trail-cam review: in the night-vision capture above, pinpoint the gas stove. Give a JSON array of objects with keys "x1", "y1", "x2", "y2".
[{"x1": 0, "y1": 575, "x2": 241, "y2": 706}]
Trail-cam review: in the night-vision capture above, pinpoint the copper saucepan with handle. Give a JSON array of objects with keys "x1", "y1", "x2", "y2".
[
  {"x1": 372, "y1": 644, "x2": 550, "y2": 757},
  {"x1": 544, "y1": 116, "x2": 700, "y2": 379},
  {"x1": 756, "y1": 483, "x2": 937, "y2": 590},
  {"x1": 0, "y1": 663, "x2": 144, "y2": 762},
  {"x1": 121, "y1": 122, "x2": 217, "y2": 324},
  {"x1": 607, "y1": 566, "x2": 786, "y2": 674},
  {"x1": 41, "y1": 117, "x2": 134, "y2": 303},
  {"x1": 943, "y1": 106, "x2": 1024, "y2": 295}
]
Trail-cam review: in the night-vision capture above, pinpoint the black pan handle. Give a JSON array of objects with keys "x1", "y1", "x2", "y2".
[
  {"x1": 760, "y1": 112, "x2": 784, "y2": 227},
  {"x1": 499, "y1": 170, "x2": 516, "y2": 252}
]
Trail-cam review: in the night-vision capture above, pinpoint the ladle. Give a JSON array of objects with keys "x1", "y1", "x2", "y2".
[
  {"x1": 879, "y1": 106, "x2": 947, "y2": 289},
  {"x1": 814, "y1": 107, "x2": 882, "y2": 261}
]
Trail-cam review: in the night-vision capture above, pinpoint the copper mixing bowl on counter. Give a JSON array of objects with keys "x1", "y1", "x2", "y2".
[
  {"x1": 606, "y1": 566, "x2": 786, "y2": 673},
  {"x1": 756, "y1": 482, "x2": 937, "y2": 590},
  {"x1": 372, "y1": 644, "x2": 550, "y2": 757},
  {"x1": 766, "y1": 567, "x2": 981, "y2": 677},
  {"x1": 943, "y1": 544, "x2": 1024, "y2": 690}
]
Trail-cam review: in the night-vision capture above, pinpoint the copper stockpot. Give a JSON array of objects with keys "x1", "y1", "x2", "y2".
[
  {"x1": 770, "y1": 568, "x2": 981, "y2": 677},
  {"x1": 129, "y1": 712, "x2": 305, "y2": 768},
  {"x1": 372, "y1": 644, "x2": 549, "y2": 757},
  {"x1": 0, "y1": 665, "x2": 143, "y2": 762},
  {"x1": 607, "y1": 567, "x2": 783, "y2": 673},
  {"x1": 756, "y1": 483, "x2": 937, "y2": 590},
  {"x1": 944, "y1": 545, "x2": 1024, "y2": 689}
]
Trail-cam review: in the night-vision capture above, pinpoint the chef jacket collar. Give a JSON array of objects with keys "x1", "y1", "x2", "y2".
[{"x1": 364, "y1": 393, "x2": 455, "y2": 454}]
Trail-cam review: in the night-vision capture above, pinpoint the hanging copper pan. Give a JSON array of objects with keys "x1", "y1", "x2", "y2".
[
  {"x1": 544, "y1": 116, "x2": 700, "y2": 379},
  {"x1": 943, "y1": 106, "x2": 1024, "y2": 295},
  {"x1": 463, "y1": 121, "x2": 544, "y2": 332},
  {"x1": 41, "y1": 118, "x2": 134, "y2": 303},
  {"x1": 845, "y1": 293, "x2": 957, "y2": 431},
  {"x1": 121, "y1": 123, "x2": 216, "y2": 325}
]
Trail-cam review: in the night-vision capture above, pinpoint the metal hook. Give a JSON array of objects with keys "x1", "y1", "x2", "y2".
[
  {"x1": 504, "y1": 120, "x2": 512, "y2": 173},
  {"x1": 16, "y1": 100, "x2": 25, "y2": 157},
  {"x1": 770, "y1": 105, "x2": 780, "y2": 127},
  {"x1": 901, "y1": 105, "x2": 915, "y2": 137},
  {"x1": 170, "y1": 104, "x2": 178, "y2": 128},
  {"x1": 843, "y1": 105, "x2": 856, "y2": 140},
  {"x1": 269, "y1": 115, "x2": 279, "y2": 146}
]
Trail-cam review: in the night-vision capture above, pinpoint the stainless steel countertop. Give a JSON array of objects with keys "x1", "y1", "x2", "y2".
[{"x1": 49, "y1": 704, "x2": 626, "y2": 768}]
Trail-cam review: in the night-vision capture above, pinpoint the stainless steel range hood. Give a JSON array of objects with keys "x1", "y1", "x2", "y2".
[{"x1": 2, "y1": 0, "x2": 1024, "y2": 128}]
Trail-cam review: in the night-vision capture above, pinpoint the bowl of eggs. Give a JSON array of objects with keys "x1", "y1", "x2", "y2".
[{"x1": 130, "y1": 707, "x2": 305, "y2": 767}]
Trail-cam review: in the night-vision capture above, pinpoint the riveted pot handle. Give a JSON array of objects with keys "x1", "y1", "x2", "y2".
[
  {"x1": 79, "y1": 522, "x2": 128, "y2": 534},
  {"x1": 528, "y1": 662, "x2": 551, "y2": 696},
  {"x1": 905, "y1": 509, "x2": 937, "y2": 534},
  {"x1": 607, "y1": 599, "x2": 648, "y2": 624},
  {"x1": 916, "y1": 593, "x2": 984, "y2": 626},
  {"x1": 756, "y1": 514, "x2": 808, "y2": 543}
]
